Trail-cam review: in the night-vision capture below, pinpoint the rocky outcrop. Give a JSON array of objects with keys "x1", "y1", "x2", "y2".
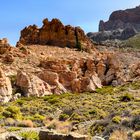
[
  {"x1": 87, "y1": 27, "x2": 136, "y2": 43},
  {"x1": 18, "y1": 18, "x2": 93, "y2": 51},
  {"x1": 0, "y1": 68, "x2": 12, "y2": 103},
  {"x1": 14, "y1": 52, "x2": 122, "y2": 96},
  {"x1": 99, "y1": 6, "x2": 140, "y2": 32},
  {"x1": 87, "y1": 6, "x2": 140, "y2": 43},
  {"x1": 39, "y1": 130, "x2": 89, "y2": 140}
]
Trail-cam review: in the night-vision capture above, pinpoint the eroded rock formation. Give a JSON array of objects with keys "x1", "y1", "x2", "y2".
[{"x1": 18, "y1": 18, "x2": 93, "y2": 51}]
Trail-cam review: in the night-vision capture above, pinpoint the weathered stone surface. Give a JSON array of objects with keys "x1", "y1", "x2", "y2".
[
  {"x1": 0, "y1": 38, "x2": 11, "y2": 54},
  {"x1": 4, "y1": 54, "x2": 14, "y2": 63},
  {"x1": 87, "y1": 27, "x2": 137, "y2": 43},
  {"x1": 38, "y1": 70, "x2": 67, "y2": 94},
  {"x1": 99, "y1": 6, "x2": 140, "y2": 32},
  {"x1": 18, "y1": 18, "x2": 93, "y2": 51},
  {"x1": 39, "y1": 130, "x2": 89, "y2": 140},
  {"x1": 87, "y1": 6, "x2": 140, "y2": 43},
  {"x1": 59, "y1": 71, "x2": 77, "y2": 89},
  {"x1": 0, "y1": 68, "x2": 12, "y2": 103},
  {"x1": 16, "y1": 71, "x2": 52, "y2": 97}
]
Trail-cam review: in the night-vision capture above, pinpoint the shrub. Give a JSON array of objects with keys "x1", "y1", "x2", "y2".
[
  {"x1": 4, "y1": 118, "x2": 15, "y2": 126},
  {"x1": 43, "y1": 95, "x2": 59, "y2": 104},
  {"x1": 3, "y1": 106, "x2": 22, "y2": 119},
  {"x1": 112, "y1": 116, "x2": 121, "y2": 124},
  {"x1": 131, "y1": 116, "x2": 140, "y2": 130},
  {"x1": 59, "y1": 113, "x2": 69, "y2": 121},
  {"x1": 0, "y1": 106, "x2": 4, "y2": 112},
  {"x1": 88, "y1": 107, "x2": 107, "y2": 119},
  {"x1": 47, "y1": 123, "x2": 56, "y2": 130},
  {"x1": 19, "y1": 131, "x2": 39, "y2": 140},
  {"x1": 18, "y1": 120, "x2": 34, "y2": 127},
  {"x1": 120, "y1": 93, "x2": 134, "y2": 102},
  {"x1": 34, "y1": 114, "x2": 45, "y2": 121},
  {"x1": 70, "y1": 113, "x2": 82, "y2": 122},
  {"x1": 9, "y1": 75, "x2": 17, "y2": 84},
  {"x1": 109, "y1": 130, "x2": 128, "y2": 140},
  {"x1": 7, "y1": 127, "x2": 21, "y2": 132},
  {"x1": 90, "y1": 123, "x2": 105, "y2": 136},
  {"x1": 16, "y1": 99, "x2": 25, "y2": 106},
  {"x1": 96, "y1": 86, "x2": 114, "y2": 94},
  {"x1": 132, "y1": 131, "x2": 140, "y2": 140},
  {"x1": 131, "y1": 109, "x2": 140, "y2": 116}
]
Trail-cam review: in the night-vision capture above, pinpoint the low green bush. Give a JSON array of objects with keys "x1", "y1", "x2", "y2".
[
  {"x1": 120, "y1": 93, "x2": 134, "y2": 102},
  {"x1": 19, "y1": 131, "x2": 39, "y2": 140},
  {"x1": 112, "y1": 116, "x2": 121, "y2": 124},
  {"x1": 59, "y1": 113, "x2": 69, "y2": 121},
  {"x1": 7, "y1": 127, "x2": 21, "y2": 132},
  {"x1": 3, "y1": 106, "x2": 22, "y2": 119}
]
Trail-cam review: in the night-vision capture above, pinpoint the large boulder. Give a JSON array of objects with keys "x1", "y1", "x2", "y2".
[
  {"x1": 0, "y1": 68, "x2": 12, "y2": 103},
  {"x1": 71, "y1": 74, "x2": 102, "y2": 93},
  {"x1": 38, "y1": 70, "x2": 67, "y2": 94},
  {"x1": 16, "y1": 71, "x2": 52, "y2": 97}
]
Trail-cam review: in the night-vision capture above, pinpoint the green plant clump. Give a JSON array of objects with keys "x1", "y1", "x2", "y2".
[
  {"x1": 7, "y1": 127, "x2": 21, "y2": 132},
  {"x1": 120, "y1": 93, "x2": 134, "y2": 102},
  {"x1": 112, "y1": 116, "x2": 121, "y2": 124},
  {"x1": 59, "y1": 113, "x2": 69, "y2": 121},
  {"x1": 3, "y1": 106, "x2": 22, "y2": 119},
  {"x1": 19, "y1": 131, "x2": 39, "y2": 140}
]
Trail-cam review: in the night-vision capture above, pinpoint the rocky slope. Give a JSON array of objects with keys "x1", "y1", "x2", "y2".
[
  {"x1": 0, "y1": 18, "x2": 140, "y2": 140},
  {"x1": 0, "y1": 38, "x2": 140, "y2": 103},
  {"x1": 88, "y1": 6, "x2": 140, "y2": 43},
  {"x1": 0, "y1": 17, "x2": 140, "y2": 103}
]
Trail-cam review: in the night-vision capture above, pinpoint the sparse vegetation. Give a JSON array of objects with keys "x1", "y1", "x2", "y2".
[
  {"x1": 124, "y1": 33, "x2": 140, "y2": 49},
  {"x1": 112, "y1": 116, "x2": 121, "y2": 124},
  {"x1": 7, "y1": 127, "x2": 21, "y2": 132},
  {"x1": 19, "y1": 131, "x2": 39, "y2": 140},
  {"x1": 0, "y1": 81, "x2": 140, "y2": 138}
]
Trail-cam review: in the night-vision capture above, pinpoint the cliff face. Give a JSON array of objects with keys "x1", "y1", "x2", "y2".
[
  {"x1": 88, "y1": 6, "x2": 140, "y2": 43},
  {"x1": 19, "y1": 18, "x2": 93, "y2": 51},
  {"x1": 99, "y1": 6, "x2": 140, "y2": 32}
]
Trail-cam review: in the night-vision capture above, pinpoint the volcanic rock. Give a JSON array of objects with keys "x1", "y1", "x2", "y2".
[
  {"x1": 99, "y1": 6, "x2": 140, "y2": 32},
  {"x1": 0, "y1": 68, "x2": 12, "y2": 103},
  {"x1": 0, "y1": 38, "x2": 11, "y2": 54},
  {"x1": 87, "y1": 6, "x2": 140, "y2": 43},
  {"x1": 16, "y1": 71, "x2": 52, "y2": 97},
  {"x1": 18, "y1": 18, "x2": 93, "y2": 51}
]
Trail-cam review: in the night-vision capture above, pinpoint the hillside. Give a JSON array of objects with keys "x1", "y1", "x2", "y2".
[
  {"x1": 87, "y1": 6, "x2": 140, "y2": 43},
  {"x1": 0, "y1": 18, "x2": 140, "y2": 140}
]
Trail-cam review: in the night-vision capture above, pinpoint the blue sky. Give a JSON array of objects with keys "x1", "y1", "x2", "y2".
[{"x1": 0, "y1": 0, "x2": 140, "y2": 45}]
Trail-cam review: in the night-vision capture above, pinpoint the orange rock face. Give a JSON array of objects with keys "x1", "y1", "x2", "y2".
[{"x1": 18, "y1": 18, "x2": 93, "y2": 51}]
